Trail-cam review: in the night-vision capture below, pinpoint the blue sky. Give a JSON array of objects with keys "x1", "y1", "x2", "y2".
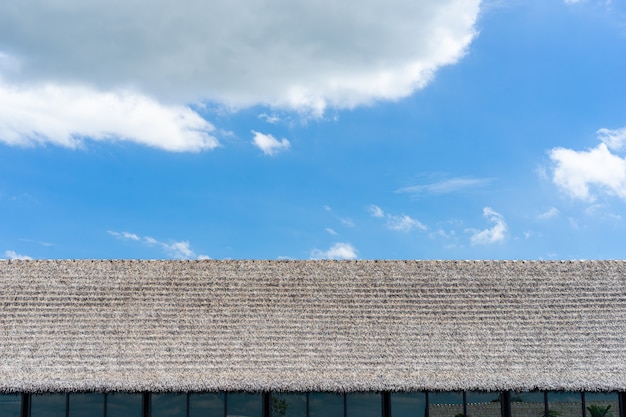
[{"x1": 1, "y1": 0, "x2": 626, "y2": 260}]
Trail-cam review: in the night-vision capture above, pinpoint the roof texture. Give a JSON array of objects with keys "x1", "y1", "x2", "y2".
[{"x1": 1, "y1": 260, "x2": 625, "y2": 393}]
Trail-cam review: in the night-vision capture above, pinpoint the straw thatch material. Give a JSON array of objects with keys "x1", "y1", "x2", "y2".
[{"x1": 0, "y1": 260, "x2": 625, "y2": 393}]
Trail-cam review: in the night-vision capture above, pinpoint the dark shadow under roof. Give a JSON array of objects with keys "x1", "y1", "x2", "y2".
[{"x1": 1, "y1": 260, "x2": 625, "y2": 393}]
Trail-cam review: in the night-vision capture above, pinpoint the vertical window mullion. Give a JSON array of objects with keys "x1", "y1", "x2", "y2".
[
  {"x1": 142, "y1": 392, "x2": 151, "y2": 417},
  {"x1": 382, "y1": 392, "x2": 391, "y2": 417},
  {"x1": 186, "y1": 392, "x2": 190, "y2": 417},
  {"x1": 500, "y1": 391, "x2": 511, "y2": 417},
  {"x1": 425, "y1": 392, "x2": 430, "y2": 417},
  {"x1": 581, "y1": 392, "x2": 586, "y2": 417},
  {"x1": 618, "y1": 392, "x2": 626, "y2": 417},
  {"x1": 65, "y1": 393, "x2": 70, "y2": 417},
  {"x1": 343, "y1": 393, "x2": 347, "y2": 417},
  {"x1": 263, "y1": 392, "x2": 271, "y2": 417},
  {"x1": 463, "y1": 391, "x2": 467, "y2": 417},
  {"x1": 306, "y1": 392, "x2": 309, "y2": 417},
  {"x1": 21, "y1": 393, "x2": 30, "y2": 417},
  {"x1": 103, "y1": 392, "x2": 108, "y2": 417},
  {"x1": 224, "y1": 392, "x2": 228, "y2": 417},
  {"x1": 544, "y1": 391, "x2": 549, "y2": 417}
]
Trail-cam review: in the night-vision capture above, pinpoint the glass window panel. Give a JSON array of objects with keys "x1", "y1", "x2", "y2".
[
  {"x1": 347, "y1": 392, "x2": 382, "y2": 417},
  {"x1": 190, "y1": 392, "x2": 224, "y2": 417},
  {"x1": 0, "y1": 394, "x2": 21, "y2": 417},
  {"x1": 466, "y1": 391, "x2": 501, "y2": 417},
  {"x1": 69, "y1": 393, "x2": 104, "y2": 417},
  {"x1": 107, "y1": 393, "x2": 142, "y2": 417},
  {"x1": 390, "y1": 392, "x2": 426, "y2": 417},
  {"x1": 585, "y1": 393, "x2": 620, "y2": 417},
  {"x1": 31, "y1": 393, "x2": 66, "y2": 417},
  {"x1": 309, "y1": 392, "x2": 344, "y2": 417},
  {"x1": 548, "y1": 392, "x2": 582, "y2": 417},
  {"x1": 227, "y1": 392, "x2": 262, "y2": 417},
  {"x1": 272, "y1": 393, "x2": 306, "y2": 417},
  {"x1": 152, "y1": 393, "x2": 187, "y2": 417},
  {"x1": 511, "y1": 392, "x2": 545, "y2": 417},
  {"x1": 429, "y1": 392, "x2": 464, "y2": 417}
]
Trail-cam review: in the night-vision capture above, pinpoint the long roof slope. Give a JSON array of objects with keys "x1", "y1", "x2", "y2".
[{"x1": 1, "y1": 260, "x2": 625, "y2": 393}]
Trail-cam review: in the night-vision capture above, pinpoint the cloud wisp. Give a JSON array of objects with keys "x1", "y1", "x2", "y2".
[
  {"x1": 538, "y1": 207, "x2": 560, "y2": 220},
  {"x1": 469, "y1": 207, "x2": 507, "y2": 245},
  {"x1": 396, "y1": 177, "x2": 491, "y2": 195},
  {"x1": 597, "y1": 127, "x2": 626, "y2": 150},
  {"x1": 3, "y1": 250, "x2": 33, "y2": 260},
  {"x1": 549, "y1": 127, "x2": 626, "y2": 201},
  {"x1": 108, "y1": 230, "x2": 209, "y2": 259},
  {"x1": 369, "y1": 204, "x2": 427, "y2": 232},
  {"x1": 311, "y1": 242, "x2": 358, "y2": 260},
  {"x1": 251, "y1": 131, "x2": 291, "y2": 156}
]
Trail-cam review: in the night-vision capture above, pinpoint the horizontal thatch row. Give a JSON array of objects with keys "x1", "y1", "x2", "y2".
[{"x1": 0, "y1": 260, "x2": 625, "y2": 393}]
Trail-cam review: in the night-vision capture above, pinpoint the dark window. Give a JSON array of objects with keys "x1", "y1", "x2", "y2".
[
  {"x1": 347, "y1": 392, "x2": 382, "y2": 417},
  {"x1": 466, "y1": 391, "x2": 501, "y2": 417},
  {"x1": 510, "y1": 392, "x2": 545, "y2": 417},
  {"x1": 309, "y1": 393, "x2": 343, "y2": 417},
  {"x1": 69, "y1": 393, "x2": 104, "y2": 417},
  {"x1": 271, "y1": 393, "x2": 307, "y2": 417},
  {"x1": 31, "y1": 393, "x2": 66, "y2": 417},
  {"x1": 106, "y1": 393, "x2": 142, "y2": 417},
  {"x1": 152, "y1": 393, "x2": 187, "y2": 417},
  {"x1": 390, "y1": 392, "x2": 426, "y2": 417},
  {"x1": 7, "y1": 390, "x2": 625, "y2": 417},
  {"x1": 226, "y1": 392, "x2": 262, "y2": 417},
  {"x1": 189, "y1": 393, "x2": 224, "y2": 417},
  {"x1": 0, "y1": 393, "x2": 21, "y2": 417},
  {"x1": 429, "y1": 392, "x2": 464, "y2": 417},
  {"x1": 585, "y1": 393, "x2": 620, "y2": 417},
  {"x1": 548, "y1": 392, "x2": 583, "y2": 417}
]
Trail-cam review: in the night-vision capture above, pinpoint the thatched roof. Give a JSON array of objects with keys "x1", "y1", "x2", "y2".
[{"x1": 1, "y1": 260, "x2": 625, "y2": 393}]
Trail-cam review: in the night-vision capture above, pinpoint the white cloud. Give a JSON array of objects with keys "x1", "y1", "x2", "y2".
[
  {"x1": 469, "y1": 207, "x2": 507, "y2": 245},
  {"x1": 4, "y1": 250, "x2": 32, "y2": 260},
  {"x1": 538, "y1": 207, "x2": 560, "y2": 220},
  {"x1": 550, "y1": 141, "x2": 626, "y2": 201},
  {"x1": 325, "y1": 228, "x2": 338, "y2": 236},
  {"x1": 563, "y1": 0, "x2": 611, "y2": 4},
  {"x1": 251, "y1": 131, "x2": 290, "y2": 156},
  {"x1": 108, "y1": 230, "x2": 208, "y2": 259},
  {"x1": 396, "y1": 177, "x2": 491, "y2": 195},
  {"x1": 0, "y1": 80, "x2": 217, "y2": 151},
  {"x1": 368, "y1": 204, "x2": 385, "y2": 218},
  {"x1": 429, "y1": 228, "x2": 455, "y2": 240},
  {"x1": 258, "y1": 113, "x2": 281, "y2": 124},
  {"x1": 369, "y1": 204, "x2": 427, "y2": 232},
  {"x1": 597, "y1": 127, "x2": 626, "y2": 151},
  {"x1": 387, "y1": 215, "x2": 427, "y2": 232},
  {"x1": 0, "y1": 0, "x2": 480, "y2": 115},
  {"x1": 143, "y1": 236, "x2": 159, "y2": 246},
  {"x1": 311, "y1": 242, "x2": 358, "y2": 260},
  {"x1": 165, "y1": 241, "x2": 195, "y2": 259},
  {"x1": 108, "y1": 231, "x2": 140, "y2": 241},
  {"x1": 340, "y1": 217, "x2": 355, "y2": 227}
]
